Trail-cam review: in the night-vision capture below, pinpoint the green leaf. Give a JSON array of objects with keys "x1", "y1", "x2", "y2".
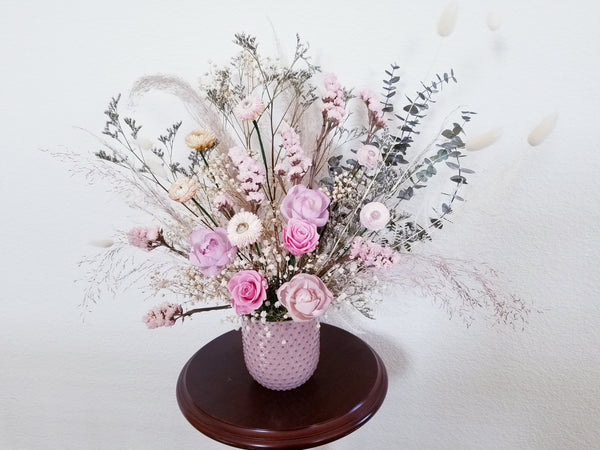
[
  {"x1": 403, "y1": 105, "x2": 420, "y2": 115},
  {"x1": 430, "y1": 218, "x2": 444, "y2": 229}
]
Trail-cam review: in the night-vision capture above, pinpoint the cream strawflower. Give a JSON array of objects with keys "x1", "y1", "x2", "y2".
[
  {"x1": 185, "y1": 128, "x2": 217, "y2": 151},
  {"x1": 168, "y1": 177, "x2": 198, "y2": 203},
  {"x1": 227, "y1": 211, "x2": 263, "y2": 247},
  {"x1": 234, "y1": 95, "x2": 265, "y2": 121},
  {"x1": 359, "y1": 202, "x2": 390, "y2": 231}
]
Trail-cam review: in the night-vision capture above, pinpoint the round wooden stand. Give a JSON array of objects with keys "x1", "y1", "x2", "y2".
[{"x1": 176, "y1": 323, "x2": 388, "y2": 449}]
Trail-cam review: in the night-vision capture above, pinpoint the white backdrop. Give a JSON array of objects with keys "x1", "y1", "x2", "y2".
[{"x1": 1, "y1": 0, "x2": 599, "y2": 449}]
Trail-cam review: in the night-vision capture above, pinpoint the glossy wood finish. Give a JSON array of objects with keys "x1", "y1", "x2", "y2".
[{"x1": 176, "y1": 323, "x2": 388, "y2": 449}]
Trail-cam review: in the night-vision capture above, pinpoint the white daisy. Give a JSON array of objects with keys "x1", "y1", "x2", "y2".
[{"x1": 227, "y1": 211, "x2": 263, "y2": 247}]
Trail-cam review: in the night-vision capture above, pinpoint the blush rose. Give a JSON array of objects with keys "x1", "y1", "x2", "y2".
[
  {"x1": 282, "y1": 219, "x2": 319, "y2": 256},
  {"x1": 277, "y1": 273, "x2": 333, "y2": 322},
  {"x1": 228, "y1": 270, "x2": 267, "y2": 314},
  {"x1": 189, "y1": 227, "x2": 236, "y2": 277},
  {"x1": 280, "y1": 184, "x2": 330, "y2": 227}
]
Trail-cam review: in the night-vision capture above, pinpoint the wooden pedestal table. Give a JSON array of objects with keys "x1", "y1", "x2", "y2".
[{"x1": 176, "y1": 323, "x2": 388, "y2": 449}]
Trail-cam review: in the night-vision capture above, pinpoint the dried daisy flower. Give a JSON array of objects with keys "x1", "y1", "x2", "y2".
[
  {"x1": 233, "y1": 95, "x2": 264, "y2": 121},
  {"x1": 227, "y1": 211, "x2": 263, "y2": 247},
  {"x1": 185, "y1": 128, "x2": 217, "y2": 151},
  {"x1": 168, "y1": 177, "x2": 198, "y2": 202}
]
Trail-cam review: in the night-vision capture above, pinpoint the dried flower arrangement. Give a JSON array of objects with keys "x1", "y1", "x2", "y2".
[{"x1": 67, "y1": 33, "x2": 529, "y2": 329}]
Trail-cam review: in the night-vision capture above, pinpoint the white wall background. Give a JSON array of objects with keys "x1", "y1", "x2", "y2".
[{"x1": 1, "y1": 0, "x2": 599, "y2": 449}]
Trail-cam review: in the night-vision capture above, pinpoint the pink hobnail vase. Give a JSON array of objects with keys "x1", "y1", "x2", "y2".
[{"x1": 241, "y1": 318, "x2": 320, "y2": 391}]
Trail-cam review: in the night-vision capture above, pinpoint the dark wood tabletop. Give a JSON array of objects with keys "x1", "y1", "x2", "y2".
[{"x1": 176, "y1": 323, "x2": 388, "y2": 449}]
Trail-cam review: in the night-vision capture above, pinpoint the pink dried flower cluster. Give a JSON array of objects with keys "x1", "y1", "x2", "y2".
[
  {"x1": 359, "y1": 89, "x2": 386, "y2": 129},
  {"x1": 349, "y1": 236, "x2": 400, "y2": 270},
  {"x1": 213, "y1": 193, "x2": 234, "y2": 211},
  {"x1": 228, "y1": 146, "x2": 266, "y2": 204},
  {"x1": 143, "y1": 302, "x2": 183, "y2": 329},
  {"x1": 127, "y1": 226, "x2": 162, "y2": 251},
  {"x1": 321, "y1": 73, "x2": 346, "y2": 125},
  {"x1": 275, "y1": 122, "x2": 311, "y2": 183}
]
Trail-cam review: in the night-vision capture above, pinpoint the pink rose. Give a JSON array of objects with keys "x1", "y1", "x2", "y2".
[
  {"x1": 280, "y1": 184, "x2": 330, "y2": 227},
  {"x1": 282, "y1": 219, "x2": 319, "y2": 256},
  {"x1": 277, "y1": 274, "x2": 333, "y2": 322},
  {"x1": 189, "y1": 227, "x2": 236, "y2": 277},
  {"x1": 228, "y1": 270, "x2": 267, "y2": 314},
  {"x1": 356, "y1": 144, "x2": 382, "y2": 170}
]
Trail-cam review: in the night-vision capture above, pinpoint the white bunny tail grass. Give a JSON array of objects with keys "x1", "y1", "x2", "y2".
[
  {"x1": 465, "y1": 128, "x2": 502, "y2": 151},
  {"x1": 89, "y1": 238, "x2": 114, "y2": 248},
  {"x1": 437, "y1": 2, "x2": 458, "y2": 37},
  {"x1": 528, "y1": 112, "x2": 558, "y2": 147},
  {"x1": 486, "y1": 11, "x2": 502, "y2": 31}
]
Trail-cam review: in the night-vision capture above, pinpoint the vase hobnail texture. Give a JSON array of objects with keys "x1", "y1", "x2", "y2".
[{"x1": 241, "y1": 318, "x2": 320, "y2": 391}]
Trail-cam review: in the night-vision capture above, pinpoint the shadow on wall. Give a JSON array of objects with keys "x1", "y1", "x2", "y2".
[{"x1": 324, "y1": 312, "x2": 409, "y2": 380}]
